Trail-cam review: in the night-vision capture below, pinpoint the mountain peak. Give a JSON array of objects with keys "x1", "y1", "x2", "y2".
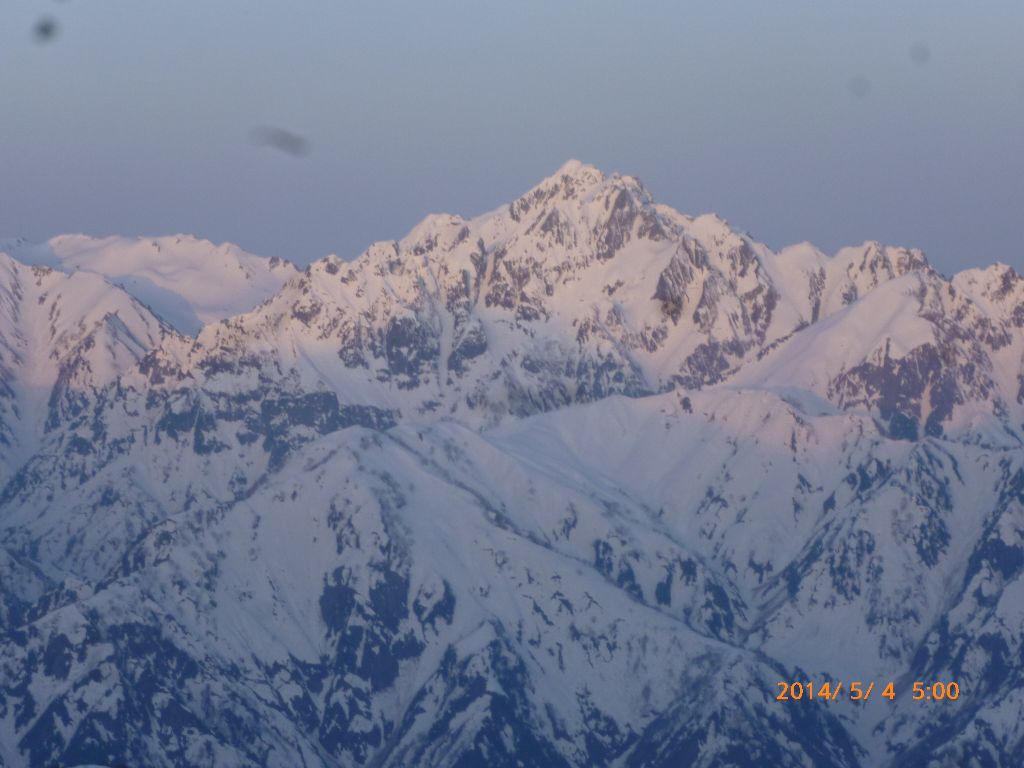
[
  {"x1": 552, "y1": 158, "x2": 601, "y2": 180},
  {"x1": 507, "y1": 161, "x2": 608, "y2": 221}
]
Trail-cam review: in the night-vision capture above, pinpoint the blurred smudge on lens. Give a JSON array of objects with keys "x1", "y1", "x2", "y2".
[
  {"x1": 910, "y1": 41, "x2": 931, "y2": 66},
  {"x1": 848, "y1": 75, "x2": 871, "y2": 100},
  {"x1": 34, "y1": 17, "x2": 58, "y2": 43},
  {"x1": 250, "y1": 126, "x2": 310, "y2": 157}
]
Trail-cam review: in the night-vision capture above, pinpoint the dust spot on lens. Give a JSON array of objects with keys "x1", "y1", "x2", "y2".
[
  {"x1": 34, "y1": 17, "x2": 58, "y2": 43},
  {"x1": 910, "y1": 41, "x2": 931, "y2": 66},
  {"x1": 251, "y1": 126, "x2": 310, "y2": 158},
  {"x1": 848, "y1": 75, "x2": 871, "y2": 100}
]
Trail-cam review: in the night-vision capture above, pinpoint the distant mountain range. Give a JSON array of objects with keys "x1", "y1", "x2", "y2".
[
  {"x1": 1, "y1": 234, "x2": 297, "y2": 335},
  {"x1": 0, "y1": 161, "x2": 1021, "y2": 767}
]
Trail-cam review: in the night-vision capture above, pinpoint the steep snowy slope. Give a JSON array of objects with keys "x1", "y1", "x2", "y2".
[
  {"x1": 488, "y1": 391, "x2": 1023, "y2": 763},
  {"x1": 0, "y1": 398, "x2": 866, "y2": 768},
  {"x1": 1, "y1": 161, "x2": 1024, "y2": 767},
  {"x1": 735, "y1": 261, "x2": 1024, "y2": 443},
  {"x1": 2, "y1": 234, "x2": 298, "y2": 334},
  {"x1": 0, "y1": 253, "x2": 170, "y2": 486},
  {"x1": 3, "y1": 388, "x2": 1019, "y2": 766}
]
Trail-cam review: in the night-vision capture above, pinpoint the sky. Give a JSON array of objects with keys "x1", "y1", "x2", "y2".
[{"x1": 2, "y1": 1, "x2": 1023, "y2": 274}]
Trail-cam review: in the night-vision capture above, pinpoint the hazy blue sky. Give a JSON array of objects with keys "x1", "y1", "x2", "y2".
[{"x1": 2, "y1": 1, "x2": 1022, "y2": 273}]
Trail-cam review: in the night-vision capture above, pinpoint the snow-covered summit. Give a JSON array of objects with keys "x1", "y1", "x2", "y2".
[{"x1": 2, "y1": 234, "x2": 297, "y2": 334}]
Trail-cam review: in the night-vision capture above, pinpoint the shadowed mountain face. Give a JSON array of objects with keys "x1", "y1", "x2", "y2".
[{"x1": 1, "y1": 162, "x2": 1023, "y2": 767}]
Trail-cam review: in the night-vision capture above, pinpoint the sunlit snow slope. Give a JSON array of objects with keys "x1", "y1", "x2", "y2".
[{"x1": 2, "y1": 234, "x2": 297, "y2": 334}]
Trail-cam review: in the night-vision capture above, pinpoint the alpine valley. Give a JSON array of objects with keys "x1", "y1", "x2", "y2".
[{"x1": 0, "y1": 161, "x2": 1022, "y2": 767}]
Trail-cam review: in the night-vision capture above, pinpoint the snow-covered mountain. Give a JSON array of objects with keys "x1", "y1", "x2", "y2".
[
  {"x1": 0, "y1": 253, "x2": 171, "y2": 486},
  {"x1": 1, "y1": 161, "x2": 1022, "y2": 767},
  {"x1": 1, "y1": 234, "x2": 297, "y2": 335}
]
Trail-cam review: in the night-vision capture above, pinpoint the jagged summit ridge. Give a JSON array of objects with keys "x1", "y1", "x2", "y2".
[
  {"x1": 172, "y1": 161, "x2": 990, "y2": 441},
  {"x1": 2, "y1": 162, "x2": 1014, "y2": 449}
]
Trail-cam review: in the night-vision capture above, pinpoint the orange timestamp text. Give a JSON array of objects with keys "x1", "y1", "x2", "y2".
[{"x1": 776, "y1": 681, "x2": 961, "y2": 702}]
